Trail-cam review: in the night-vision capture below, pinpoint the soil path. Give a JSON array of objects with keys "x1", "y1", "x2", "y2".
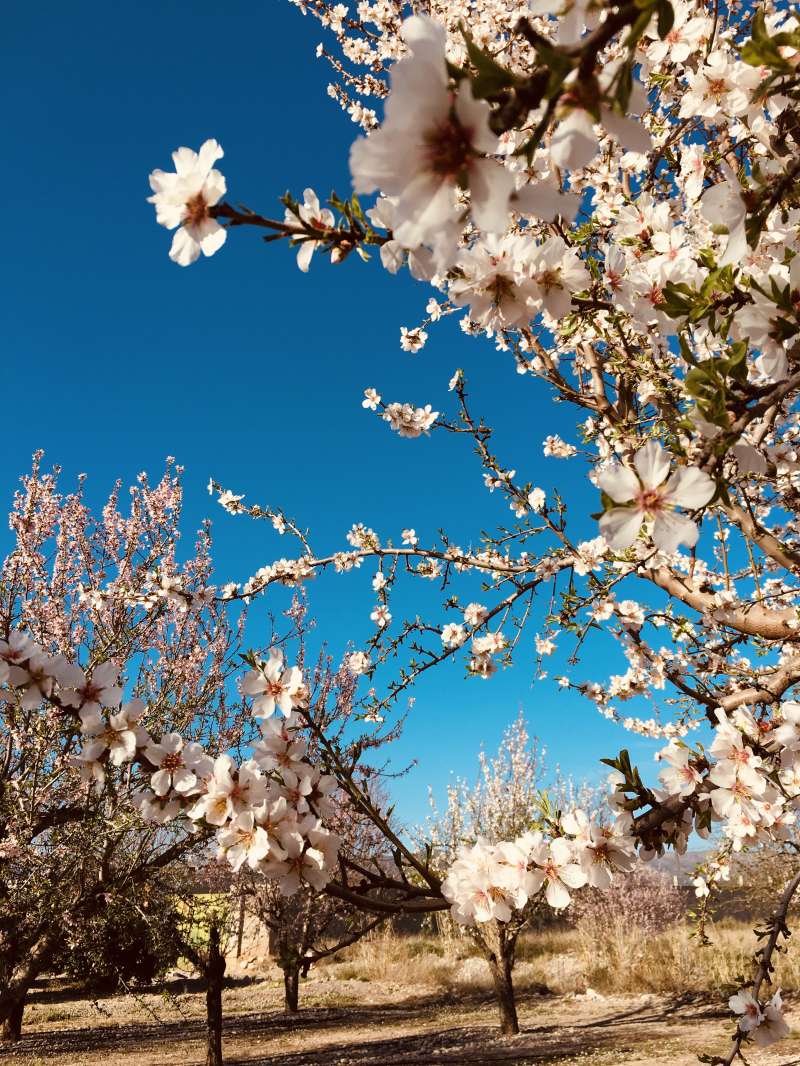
[{"x1": 3, "y1": 982, "x2": 800, "y2": 1066}]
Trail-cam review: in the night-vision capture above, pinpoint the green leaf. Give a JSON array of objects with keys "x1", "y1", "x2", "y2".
[
  {"x1": 742, "y1": 9, "x2": 793, "y2": 72},
  {"x1": 462, "y1": 30, "x2": 516, "y2": 99},
  {"x1": 657, "y1": 0, "x2": 674, "y2": 39},
  {"x1": 678, "y1": 333, "x2": 696, "y2": 366},
  {"x1": 625, "y1": 5, "x2": 657, "y2": 49}
]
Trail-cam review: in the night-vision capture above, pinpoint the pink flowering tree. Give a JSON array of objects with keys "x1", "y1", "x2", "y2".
[
  {"x1": 0, "y1": 456, "x2": 251, "y2": 1039},
  {"x1": 140, "y1": 0, "x2": 800, "y2": 1057}
]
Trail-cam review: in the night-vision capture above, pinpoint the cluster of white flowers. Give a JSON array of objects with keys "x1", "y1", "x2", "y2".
[
  {"x1": 468, "y1": 630, "x2": 506, "y2": 679},
  {"x1": 650, "y1": 704, "x2": 800, "y2": 852},
  {"x1": 134, "y1": 651, "x2": 340, "y2": 892},
  {"x1": 441, "y1": 808, "x2": 635, "y2": 924},
  {"x1": 0, "y1": 631, "x2": 122, "y2": 732},
  {"x1": 0, "y1": 630, "x2": 340, "y2": 898},
  {"x1": 382, "y1": 401, "x2": 438, "y2": 438},
  {"x1": 147, "y1": 7, "x2": 800, "y2": 399}
]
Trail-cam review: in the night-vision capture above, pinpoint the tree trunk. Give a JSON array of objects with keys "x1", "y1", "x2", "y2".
[
  {"x1": 204, "y1": 924, "x2": 226, "y2": 1066},
  {"x1": 486, "y1": 953, "x2": 519, "y2": 1036},
  {"x1": 283, "y1": 965, "x2": 300, "y2": 1012},
  {"x1": 0, "y1": 924, "x2": 60, "y2": 1042},
  {"x1": 0, "y1": 993, "x2": 25, "y2": 1042}
]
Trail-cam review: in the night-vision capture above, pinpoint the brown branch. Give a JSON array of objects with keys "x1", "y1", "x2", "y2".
[
  {"x1": 644, "y1": 566, "x2": 799, "y2": 642},
  {"x1": 302, "y1": 912, "x2": 386, "y2": 966},
  {"x1": 716, "y1": 867, "x2": 800, "y2": 1066},
  {"x1": 324, "y1": 881, "x2": 450, "y2": 914},
  {"x1": 721, "y1": 500, "x2": 800, "y2": 574}
]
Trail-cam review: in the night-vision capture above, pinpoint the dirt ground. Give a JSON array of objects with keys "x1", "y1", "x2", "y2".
[{"x1": 3, "y1": 975, "x2": 800, "y2": 1066}]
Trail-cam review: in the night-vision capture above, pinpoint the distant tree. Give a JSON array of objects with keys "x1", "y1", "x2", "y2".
[
  {"x1": 426, "y1": 712, "x2": 608, "y2": 1035},
  {"x1": 245, "y1": 879, "x2": 383, "y2": 1011},
  {"x1": 172, "y1": 865, "x2": 239, "y2": 1066}
]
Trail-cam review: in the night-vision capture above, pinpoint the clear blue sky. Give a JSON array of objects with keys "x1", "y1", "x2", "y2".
[{"x1": 4, "y1": 0, "x2": 666, "y2": 824}]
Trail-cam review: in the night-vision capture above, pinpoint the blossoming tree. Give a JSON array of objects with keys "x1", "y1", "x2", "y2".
[
  {"x1": 426, "y1": 713, "x2": 609, "y2": 1033},
  {"x1": 34, "y1": 0, "x2": 800, "y2": 1057},
  {"x1": 0, "y1": 457, "x2": 251, "y2": 1039}
]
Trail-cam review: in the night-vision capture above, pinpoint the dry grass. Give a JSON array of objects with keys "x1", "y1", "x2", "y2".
[{"x1": 315, "y1": 919, "x2": 800, "y2": 997}]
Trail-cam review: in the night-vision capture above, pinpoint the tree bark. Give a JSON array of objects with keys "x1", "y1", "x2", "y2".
[
  {"x1": 0, "y1": 993, "x2": 25, "y2": 1042},
  {"x1": 282, "y1": 964, "x2": 300, "y2": 1012},
  {"x1": 486, "y1": 953, "x2": 519, "y2": 1036},
  {"x1": 0, "y1": 929, "x2": 57, "y2": 1043},
  {"x1": 204, "y1": 924, "x2": 226, "y2": 1066}
]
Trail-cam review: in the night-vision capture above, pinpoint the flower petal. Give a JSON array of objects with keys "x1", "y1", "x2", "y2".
[
  {"x1": 169, "y1": 227, "x2": 201, "y2": 267},
  {"x1": 545, "y1": 878, "x2": 571, "y2": 909},
  {"x1": 559, "y1": 863, "x2": 588, "y2": 889},
  {"x1": 664, "y1": 466, "x2": 715, "y2": 509},
  {"x1": 633, "y1": 441, "x2": 670, "y2": 489},
  {"x1": 468, "y1": 157, "x2": 515, "y2": 234},
  {"x1": 653, "y1": 511, "x2": 699, "y2": 552},
  {"x1": 597, "y1": 464, "x2": 640, "y2": 503},
  {"x1": 599, "y1": 507, "x2": 643, "y2": 549}
]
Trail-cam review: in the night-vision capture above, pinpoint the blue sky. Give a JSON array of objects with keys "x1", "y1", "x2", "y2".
[{"x1": 4, "y1": 0, "x2": 668, "y2": 824}]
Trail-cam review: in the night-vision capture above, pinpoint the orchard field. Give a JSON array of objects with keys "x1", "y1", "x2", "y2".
[
  {"x1": 4, "y1": 926, "x2": 800, "y2": 1066},
  {"x1": 8, "y1": 1, "x2": 800, "y2": 1065}
]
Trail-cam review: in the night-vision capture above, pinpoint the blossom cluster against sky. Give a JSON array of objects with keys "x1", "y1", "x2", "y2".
[{"x1": 5, "y1": 0, "x2": 661, "y2": 823}]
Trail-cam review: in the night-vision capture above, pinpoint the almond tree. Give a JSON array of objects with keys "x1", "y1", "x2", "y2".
[
  {"x1": 245, "y1": 880, "x2": 384, "y2": 1012},
  {"x1": 143, "y1": 0, "x2": 800, "y2": 1057},
  {"x1": 426, "y1": 713, "x2": 548, "y2": 1034},
  {"x1": 426, "y1": 712, "x2": 607, "y2": 1034},
  {"x1": 0, "y1": 456, "x2": 248, "y2": 1040}
]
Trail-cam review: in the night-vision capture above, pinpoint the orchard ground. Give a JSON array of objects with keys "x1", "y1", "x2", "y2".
[{"x1": 5, "y1": 926, "x2": 800, "y2": 1066}]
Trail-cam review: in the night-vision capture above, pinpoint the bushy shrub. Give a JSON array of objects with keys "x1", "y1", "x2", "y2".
[{"x1": 52, "y1": 889, "x2": 183, "y2": 993}]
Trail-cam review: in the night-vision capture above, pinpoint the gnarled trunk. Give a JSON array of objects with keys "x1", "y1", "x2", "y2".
[
  {"x1": 204, "y1": 924, "x2": 226, "y2": 1066},
  {"x1": 470, "y1": 919, "x2": 521, "y2": 1036},
  {"x1": 0, "y1": 993, "x2": 25, "y2": 1042},
  {"x1": 0, "y1": 928, "x2": 57, "y2": 1043},
  {"x1": 486, "y1": 952, "x2": 519, "y2": 1035},
  {"x1": 282, "y1": 964, "x2": 300, "y2": 1012}
]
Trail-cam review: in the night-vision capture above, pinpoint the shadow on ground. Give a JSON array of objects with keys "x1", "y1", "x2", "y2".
[{"x1": 1, "y1": 989, "x2": 727, "y2": 1065}]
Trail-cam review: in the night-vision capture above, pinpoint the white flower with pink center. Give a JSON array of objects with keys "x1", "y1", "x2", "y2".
[
  {"x1": 148, "y1": 139, "x2": 227, "y2": 266},
  {"x1": 242, "y1": 651, "x2": 304, "y2": 718},
  {"x1": 349, "y1": 16, "x2": 514, "y2": 262},
  {"x1": 528, "y1": 837, "x2": 587, "y2": 909},
  {"x1": 657, "y1": 741, "x2": 704, "y2": 798},
  {"x1": 143, "y1": 733, "x2": 210, "y2": 797},
  {"x1": 598, "y1": 442, "x2": 715, "y2": 553},
  {"x1": 80, "y1": 699, "x2": 147, "y2": 769},
  {"x1": 217, "y1": 811, "x2": 271, "y2": 872}
]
